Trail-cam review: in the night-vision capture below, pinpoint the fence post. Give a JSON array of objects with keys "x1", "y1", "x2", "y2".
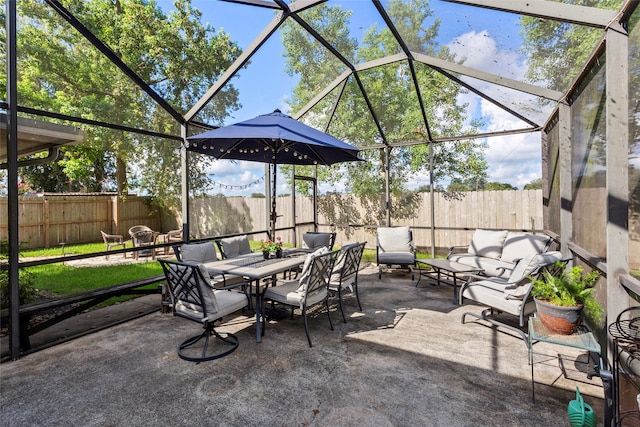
[{"x1": 44, "y1": 196, "x2": 50, "y2": 248}]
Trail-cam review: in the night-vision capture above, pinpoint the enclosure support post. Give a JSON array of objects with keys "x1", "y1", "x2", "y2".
[
  {"x1": 6, "y1": 0, "x2": 20, "y2": 360},
  {"x1": 181, "y1": 124, "x2": 190, "y2": 243},
  {"x1": 429, "y1": 141, "x2": 435, "y2": 258},
  {"x1": 605, "y1": 23, "x2": 629, "y2": 366},
  {"x1": 558, "y1": 103, "x2": 572, "y2": 260},
  {"x1": 384, "y1": 146, "x2": 391, "y2": 227}
]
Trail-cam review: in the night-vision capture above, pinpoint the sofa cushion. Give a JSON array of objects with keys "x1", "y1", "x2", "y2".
[
  {"x1": 500, "y1": 233, "x2": 551, "y2": 263},
  {"x1": 220, "y1": 235, "x2": 252, "y2": 258},
  {"x1": 448, "y1": 254, "x2": 514, "y2": 278},
  {"x1": 467, "y1": 229, "x2": 508, "y2": 260}
]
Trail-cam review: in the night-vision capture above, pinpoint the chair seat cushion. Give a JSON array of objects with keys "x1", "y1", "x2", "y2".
[
  {"x1": 461, "y1": 282, "x2": 535, "y2": 316},
  {"x1": 265, "y1": 280, "x2": 327, "y2": 307},
  {"x1": 378, "y1": 252, "x2": 414, "y2": 265},
  {"x1": 329, "y1": 272, "x2": 356, "y2": 291},
  {"x1": 212, "y1": 289, "x2": 249, "y2": 318}
]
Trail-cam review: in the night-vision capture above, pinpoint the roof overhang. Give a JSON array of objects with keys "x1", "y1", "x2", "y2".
[{"x1": 0, "y1": 113, "x2": 86, "y2": 163}]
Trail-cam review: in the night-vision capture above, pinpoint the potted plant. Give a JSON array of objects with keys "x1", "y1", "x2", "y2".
[
  {"x1": 260, "y1": 237, "x2": 283, "y2": 259},
  {"x1": 530, "y1": 264, "x2": 604, "y2": 335}
]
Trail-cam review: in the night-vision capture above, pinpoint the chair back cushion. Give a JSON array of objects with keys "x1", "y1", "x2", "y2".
[
  {"x1": 180, "y1": 242, "x2": 217, "y2": 263},
  {"x1": 298, "y1": 250, "x2": 335, "y2": 300},
  {"x1": 377, "y1": 226, "x2": 412, "y2": 253},
  {"x1": 331, "y1": 242, "x2": 362, "y2": 283},
  {"x1": 467, "y1": 229, "x2": 508, "y2": 260},
  {"x1": 297, "y1": 247, "x2": 330, "y2": 293},
  {"x1": 500, "y1": 233, "x2": 551, "y2": 263},
  {"x1": 160, "y1": 260, "x2": 219, "y2": 321},
  {"x1": 302, "y1": 233, "x2": 332, "y2": 250},
  {"x1": 220, "y1": 235, "x2": 252, "y2": 258}
]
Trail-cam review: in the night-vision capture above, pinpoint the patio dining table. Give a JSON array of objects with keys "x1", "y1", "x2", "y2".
[{"x1": 202, "y1": 251, "x2": 307, "y2": 343}]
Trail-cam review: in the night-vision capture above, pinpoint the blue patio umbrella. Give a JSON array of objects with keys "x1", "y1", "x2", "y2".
[{"x1": 186, "y1": 109, "x2": 362, "y2": 237}]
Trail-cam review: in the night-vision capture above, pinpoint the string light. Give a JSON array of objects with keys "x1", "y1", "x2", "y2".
[{"x1": 209, "y1": 174, "x2": 266, "y2": 191}]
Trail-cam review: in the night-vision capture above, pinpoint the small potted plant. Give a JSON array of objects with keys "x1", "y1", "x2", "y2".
[
  {"x1": 530, "y1": 264, "x2": 604, "y2": 334},
  {"x1": 260, "y1": 237, "x2": 283, "y2": 259}
]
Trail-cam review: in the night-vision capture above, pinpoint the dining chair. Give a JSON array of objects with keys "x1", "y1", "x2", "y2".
[
  {"x1": 329, "y1": 242, "x2": 366, "y2": 323},
  {"x1": 301, "y1": 231, "x2": 337, "y2": 251},
  {"x1": 215, "y1": 235, "x2": 253, "y2": 259},
  {"x1": 158, "y1": 259, "x2": 249, "y2": 362},
  {"x1": 173, "y1": 241, "x2": 246, "y2": 287},
  {"x1": 261, "y1": 248, "x2": 338, "y2": 347}
]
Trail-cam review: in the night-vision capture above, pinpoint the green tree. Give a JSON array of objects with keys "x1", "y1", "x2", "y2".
[
  {"x1": 523, "y1": 178, "x2": 543, "y2": 190},
  {"x1": 5, "y1": 0, "x2": 241, "y2": 208},
  {"x1": 483, "y1": 182, "x2": 517, "y2": 190},
  {"x1": 519, "y1": 0, "x2": 621, "y2": 91},
  {"x1": 281, "y1": 0, "x2": 487, "y2": 225}
]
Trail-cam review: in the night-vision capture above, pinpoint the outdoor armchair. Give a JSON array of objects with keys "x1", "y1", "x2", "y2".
[
  {"x1": 100, "y1": 230, "x2": 127, "y2": 260},
  {"x1": 128, "y1": 225, "x2": 158, "y2": 260},
  {"x1": 158, "y1": 259, "x2": 249, "y2": 362},
  {"x1": 459, "y1": 251, "x2": 566, "y2": 346},
  {"x1": 329, "y1": 242, "x2": 366, "y2": 323},
  {"x1": 376, "y1": 226, "x2": 416, "y2": 280},
  {"x1": 261, "y1": 247, "x2": 338, "y2": 347},
  {"x1": 166, "y1": 227, "x2": 183, "y2": 242}
]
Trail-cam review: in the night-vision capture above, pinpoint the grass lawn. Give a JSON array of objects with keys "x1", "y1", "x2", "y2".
[{"x1": 11, "y1": 242, "x2": 164, "y2": 305}]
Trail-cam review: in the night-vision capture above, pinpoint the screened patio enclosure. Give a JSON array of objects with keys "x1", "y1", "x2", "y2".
[{"x1": 2, "y1": 0, "x2": 639, "y2": 368}]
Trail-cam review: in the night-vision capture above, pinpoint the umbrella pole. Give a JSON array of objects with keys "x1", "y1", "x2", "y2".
[{"x1": 271, "y1": 162, "x2": 277, "y2": 239}]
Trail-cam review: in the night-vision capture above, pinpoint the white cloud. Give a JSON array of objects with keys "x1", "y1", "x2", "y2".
[
  {"x1": 446, "y1": 30, "x2": 545, "y2": 188},
  {"x1": 447, "y1": 30, "x2": 527, "y2": 80}
]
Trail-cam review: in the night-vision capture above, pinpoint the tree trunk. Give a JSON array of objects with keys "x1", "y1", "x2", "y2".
[{"x1": 116, "y1": 156, "x2": 127, "y2": 196}]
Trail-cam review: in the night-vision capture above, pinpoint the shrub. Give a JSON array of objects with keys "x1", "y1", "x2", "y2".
[{"x1": 0, "y1": 269, "x2": 39, "y2": 309}]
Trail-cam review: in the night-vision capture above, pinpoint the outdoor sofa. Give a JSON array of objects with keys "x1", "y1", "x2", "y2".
[{"x1": 447, "y1": 229, "x2": 553, "y2": 278}]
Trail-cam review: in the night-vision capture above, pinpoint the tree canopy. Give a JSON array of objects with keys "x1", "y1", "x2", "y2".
[
  {"x1": 281, "y1": 0, "x2": 487, "y2": 225},
  {"x1": 6, "y1": 0, "x2": 241, "y2": 209}
]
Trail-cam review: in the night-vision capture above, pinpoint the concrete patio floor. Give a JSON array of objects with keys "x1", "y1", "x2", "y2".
[{"x1": 0, "y1": 263, "x2": 605, "y2": 426}]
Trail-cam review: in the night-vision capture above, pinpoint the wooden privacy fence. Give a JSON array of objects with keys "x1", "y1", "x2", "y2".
[
  {"x1": 0, "y1": 194, "x2": 165, "y2": 249},
  {"x1": 2, "y1": 190, "x2": 549, "y2": 251},
  {"x1": 189, "y1": 190, "x2": 546, "y2": 252}
]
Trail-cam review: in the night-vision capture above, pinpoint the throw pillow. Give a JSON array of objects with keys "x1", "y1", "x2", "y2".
[
  {"x1": 467, "y1": 229, "x2": 508, "y2": 260},
  {"x1": 500, "y1": 233, "x2": 551, "y2": 263}
]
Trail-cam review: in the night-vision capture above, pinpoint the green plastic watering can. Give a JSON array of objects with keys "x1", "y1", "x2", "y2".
[{"x1": 567, "y1": 387, "x2": 595, "y2": 427}]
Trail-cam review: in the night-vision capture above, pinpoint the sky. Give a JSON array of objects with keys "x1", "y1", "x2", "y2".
[{"x1": 159, "y1": 0, "x2": 552, "y2": 196}]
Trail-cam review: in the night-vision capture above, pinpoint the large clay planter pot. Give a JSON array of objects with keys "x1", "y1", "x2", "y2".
[{"x1": 534, "y1": 297, "x2": 584, "y2": 335}]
